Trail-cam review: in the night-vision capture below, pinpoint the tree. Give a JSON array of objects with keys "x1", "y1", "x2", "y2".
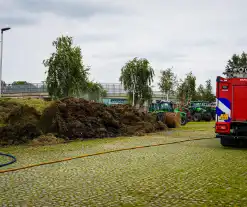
[
  {"x1": 11, "y1": 81, "x2": 37, "y2": 87},
  {"x1": 43, "y1": 35, "x2": 89, "y2": 99},
  {"x1": 12, "y1": 81, "x2": 28, "y2": 85},
  {"x1": 87, "y1": 81, "x2": 107, "y2": 101},
  {"x1": 195, "y1": 84, "x2": 205, "y2": 100},
  {"x1": 203, "y1": 79, "x2": 215, "y2": 102},
  {"x1": 128, "y1": 85, "x2": 153, "y2": 107},
  {"x1": 158, "y1": 67, "x2": 177, "y2": 100},
  {"x1": 119, "y1": 57, "x2": 154, "y2": 106},
  {"x1": 176, "y1": 78, "x2": 185, "y2": 102},
  {"x1": 224, "y1": 52, "x2": 247, "y2": 77},
  {"x1": 176, "y1": 71, "x2": 196, "y2": 103}
]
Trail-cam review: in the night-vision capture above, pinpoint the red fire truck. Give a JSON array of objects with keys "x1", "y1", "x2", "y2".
[{"x1": 215, "y1": 76, "x2": 247, "y2": 147}]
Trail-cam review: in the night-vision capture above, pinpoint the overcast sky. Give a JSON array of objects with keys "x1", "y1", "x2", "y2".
[{"x1": 1, "y1": 0, "x2": 247, "y2": 91}]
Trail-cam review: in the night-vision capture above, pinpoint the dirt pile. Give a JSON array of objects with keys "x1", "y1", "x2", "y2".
[
  {"x1": 7, "y1": 105, "x2": 41, "y2": 125},
  {"x1": 0, "y1": 100, "x2": 20, "y2": 124},
  {"x1": 39, "y1": 97, "x2": 167, "y2": 139},
  {"x1": 0, "y1": 123, "x2": 42, "y2": 145},
  {"x1": 0, "y1": 97, "x2": 171, "y2": 145},
  {"x1": 0, "y1": 105, "x2": 42, "y2": 145},
  {"x1": 29, "y1": 133, "x2": 65, "y2": 146}
]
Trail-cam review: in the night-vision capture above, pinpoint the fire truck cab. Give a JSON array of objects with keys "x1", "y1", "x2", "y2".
[{"x1": 215, "y1": 76, "x2": 247, "y2": 147}]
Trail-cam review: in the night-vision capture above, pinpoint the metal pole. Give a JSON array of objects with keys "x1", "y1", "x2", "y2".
[
  {"x1": 0, "y1": 27, "x2": 11, "y2": 98},
  {"x1": 0, "y1": 32, "x2": 3, "y2": 98}
]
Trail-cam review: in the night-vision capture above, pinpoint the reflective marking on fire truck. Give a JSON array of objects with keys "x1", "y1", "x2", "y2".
[{"x1": 216, "y1": 98, "x2": 231, "y2": 122}]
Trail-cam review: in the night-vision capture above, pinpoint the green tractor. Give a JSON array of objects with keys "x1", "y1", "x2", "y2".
[
  {"x1": 149, "y1": 100, "x2": 188, "y2": 125},
  {"x1": 209, "y1": 102, "x2": 216, "y2": 120},
  {"x1": 188, "y1": 101, "x2": 213, "y2": 122}
]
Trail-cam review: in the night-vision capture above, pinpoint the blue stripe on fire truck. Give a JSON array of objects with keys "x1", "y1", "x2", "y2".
[{"x1": 216, "y1": 98, "x2": 231, "y2": 122}]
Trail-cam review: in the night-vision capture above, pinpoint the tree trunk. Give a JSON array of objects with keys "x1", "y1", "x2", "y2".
[
  {"x1": 132, "y1": 91, "x2": 135, "y2": 106},
  {"x1": 132, "y1": 75, "x2": 136, "y2": 107}
]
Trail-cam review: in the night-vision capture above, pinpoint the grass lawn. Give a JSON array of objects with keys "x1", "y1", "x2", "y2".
[{"x1": 1, "y1": 122, "x2": 247, "y2": 206}]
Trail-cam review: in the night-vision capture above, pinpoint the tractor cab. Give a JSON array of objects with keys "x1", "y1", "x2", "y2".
[
  {"x1": 188, "y1": 101, "x2": 213, "y2": 121},
  {"x1": 149, "y1": 100, "x2": 174, "y2": 112},
  {"x1": 148, "y1": 100, "x2": 188, "y2": 126}
]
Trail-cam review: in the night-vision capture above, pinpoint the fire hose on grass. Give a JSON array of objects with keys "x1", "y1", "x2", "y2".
[
  {"x1": 0, "y1": 136, "x2": 214, "y2": 174},
  {"x1": 0, "y1": 152, "x2": 17, "y2": 168}
]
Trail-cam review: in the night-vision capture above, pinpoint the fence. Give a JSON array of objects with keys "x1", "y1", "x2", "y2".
[
  {"x1": 1, "y1": 83, "x2": 47, "y2": 94},
  {"x1": 1, "y1": 82, "x2": 176, "y2": 101},
  {"x1": 2, "y1": 83, "x2": 126, "y2": 95}
]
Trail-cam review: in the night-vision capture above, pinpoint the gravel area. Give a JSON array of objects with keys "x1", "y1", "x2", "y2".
[{"x1": 1, "y1": 122, "x2": 247, "y2": 206}]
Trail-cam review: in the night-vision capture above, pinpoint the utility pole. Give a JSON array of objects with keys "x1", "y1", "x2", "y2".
[{"x1": 0, "y1": 27, "x2": 11, "y2": 97}]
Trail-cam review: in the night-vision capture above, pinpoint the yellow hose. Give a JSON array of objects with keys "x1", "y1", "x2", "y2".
[{"x1": 0, "y1": 137, "x2": 213, "y2": 174}]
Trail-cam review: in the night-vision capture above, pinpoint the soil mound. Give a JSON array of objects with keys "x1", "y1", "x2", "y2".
[
  {"x1": 39, "y1": 97, "x2": 166, "y2": 139},
  {"x1": 0, "y1": 97, "x2": 173, "y2": 145},
  {"x1": 0, "y1": 100, "x2": 20, "y2": 123},
  {"x1": 0, "y1": 104, "x2": 42, "y2": 145},
  {"x1": 0, "y1": 123, "x2": 42, "y2": 145},
  {"x1": 7, "y1": 105, "x2": 41, "y2": 126}
]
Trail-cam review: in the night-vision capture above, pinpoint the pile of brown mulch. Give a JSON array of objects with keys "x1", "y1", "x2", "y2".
[
  {"x1": 0, "y1": 99, "x2": 20, "y2": 124},
  {"x1": 39, "y1": 97, "x2": 167, "y2": 139},
  {"x1": 0, "y1": 104, "x2": 42, "y2": 145},
  {"x1": 0, "y1": 97, "x2": 170, "y2": 145}
]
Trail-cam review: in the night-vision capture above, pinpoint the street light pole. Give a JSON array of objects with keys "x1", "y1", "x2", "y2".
[{"x1": 0, "y1": 27, "x2": 11, "y2": 98}]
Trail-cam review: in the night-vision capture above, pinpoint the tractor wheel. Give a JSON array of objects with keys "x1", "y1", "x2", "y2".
[
  {"x1": 187, "y1": 115, "x2": 193, "y2": 122},
  {"x1": 181, "y1": 116, "x2": 188, "y2": 125},
  {"x1": 211, "y1": 112, "x2": 216, "y2": 120},
  {"x1": 203, "y1": 113, "x2": 212, "y2": 122},
  {"x1": 193, "y1": 113, "x2": 202, "y2": 122},
  {"x1": 156, "y1": 112, "x2": 165, "y2": 122}
]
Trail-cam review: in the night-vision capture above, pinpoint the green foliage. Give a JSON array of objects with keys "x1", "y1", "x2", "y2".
[
  {"x1": 203, "y1": 79, "x2": 215, "y2": 102},
  {"x1": 158, "y1": 67, "x2": 177, "y2": 100},
  {"x1": 195, "y1": 79, "x2": 215, "y2": 102},
  {"x1": 87, "y1": 81, "x2": 107, "y2": 101},
  {"x1": 10, "y1": 81, "x2": 38, "y2": 90},
  {"x1": 12, "y1": 81, "x2": 28, "y2": 85},
  {"x1": 176, "y1": 71, "x2": 196, "y2": 102},
  {"x1": 128, "y1": 85, "x2": 153, "y2": 106},
  {"x1": 119, "y1": 57, "x2": 154, "y2": 106},
  {"x1": 43, "y1": 35, "x2": 89, "y2": 99},
  {"x1": 195, "y1": 84, "x2": 205, "y2": 100},
  {"x1": 224, "y1": 51, "x2": 247, "y2": 77}
]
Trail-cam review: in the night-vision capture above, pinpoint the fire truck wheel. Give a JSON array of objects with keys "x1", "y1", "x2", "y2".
[
  {"x1": 220, "y1": 138, "x2": 238, "y2": 147},
  {"x1": 237, "y1": 139, "x2": 247, "y2": 148}
]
